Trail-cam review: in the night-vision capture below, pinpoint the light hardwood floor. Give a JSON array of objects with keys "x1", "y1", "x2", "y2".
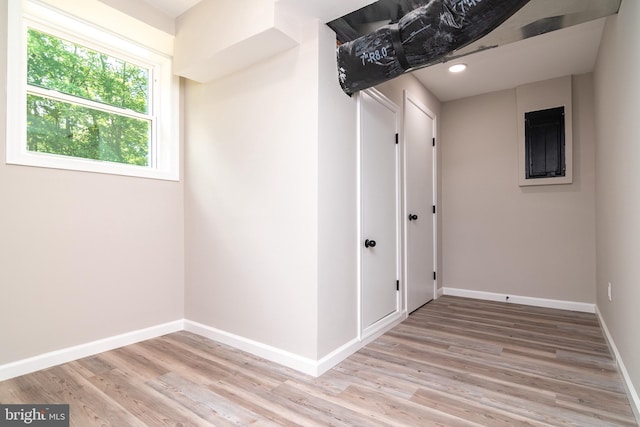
[{"x1": 0, "y1": 296, "x2": 637, "y2": 426}]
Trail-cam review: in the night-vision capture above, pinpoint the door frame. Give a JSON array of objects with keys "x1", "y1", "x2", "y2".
[
  {"x1": 356, "y1": 88, "x2": 403, "y2": 341},
  {"x1": 402, "y1": 90, "x2": 438, "y2": 312}
]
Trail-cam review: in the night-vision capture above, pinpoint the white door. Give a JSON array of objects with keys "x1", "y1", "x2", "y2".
[
  {"x1": 359, "y1": 90, "x2": 400, "y2": 331},
  {"x1": 404, "y1": 93, "x2": 436, "y2": 313}
]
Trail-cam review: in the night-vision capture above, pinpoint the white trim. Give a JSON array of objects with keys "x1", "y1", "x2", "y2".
[
  {"x1": 436, "y1": 287, "x2": 444, "y2": 298},
  {"x1": 0, "y1": 319, "x2": 363, "y2": 381},
  {"x1": 315, "y1": 338, "x2": 360, "y2": 376},
  {"x1": 432, "y1": 106, "x2": 438, "y2": 294},
  {"x1": 6, "y1": 0, "x2": 180, "y2": 181},
  {"x1": 402, "y1": 90, "x2": 438, "y2": 310},
  {"x1": 185, "y1": 317, "x2": 407, "y2": 378},
  {"x1": 33, "y1": 0, "x2": 174, "y2": 55},
  {"x1": 0, "y1": 320, "x2": 183, "y2": 381},
  {"x1": 184, "y1": 320, "x2": 320, "y2": 376},
  {"x1": 595, "y1": 306, "x2": 640, "y2": 424},
  {"x1": 361, "y1": 311, "x2": 405, "y2": 342},
  {"x1": 28, "y1": 85, "x2": 153, "y2": 122},
  {"x1": 442, "y1": 287, "x2": 595, "y2": 313},
  {"x1": 318, "y1": 313, "x2": 405, "y2": 376},
  {"x1": 313, "y1": 312, "x2": 407, "y2": 377},
  {"x1": 355, "y1": 91, "x2": 363, "y2": 339},
  {"x1": 0, "y1": 316, "x2": 405, "y2": 382},
  {"x1": 357, "y1": 88, "x2": 403, "y2": 337},
  {"x1": 0, "y1": 312, "x2": 407, "y2": 381}
]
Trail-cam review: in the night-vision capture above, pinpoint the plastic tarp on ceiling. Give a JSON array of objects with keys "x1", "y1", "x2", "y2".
[{"x1": 337, "y1": 0, "x2": 531, "y2": 95}]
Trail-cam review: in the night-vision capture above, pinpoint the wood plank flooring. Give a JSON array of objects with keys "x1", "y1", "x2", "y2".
[{"x1": 0, "y1": 296, "x2": 636, "y2": 426}]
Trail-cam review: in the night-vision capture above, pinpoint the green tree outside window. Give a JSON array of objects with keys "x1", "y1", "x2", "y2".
[{"x1": 26, "y1": 28, "x2": 151, "y2": 166}]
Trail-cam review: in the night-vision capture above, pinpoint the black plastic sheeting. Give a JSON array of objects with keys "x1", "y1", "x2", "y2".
[{"x1": 337, "y1": 0, "x2": 531, "y2": 95}]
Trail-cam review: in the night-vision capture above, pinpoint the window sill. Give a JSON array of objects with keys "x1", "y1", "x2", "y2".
[{"x1": 6, "y1": 150, "x2": 179, "y2": 181}]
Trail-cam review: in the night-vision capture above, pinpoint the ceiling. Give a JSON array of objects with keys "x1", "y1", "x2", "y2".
[
  {"x1": 412, "y1": 17, "x2": 606, "y2": 102},
  {"x1": 141, "y1": 0, "x2": 202, "y2": 18},
  {"x1": 142, "y1": 0, "x2": 617, "y2": 102}
]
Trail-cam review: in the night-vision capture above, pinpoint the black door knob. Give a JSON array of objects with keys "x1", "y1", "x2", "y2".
[
  {"x1": 408, "y1": 214, "x2": 418, "y2": 221},
  {"x1": 364, "y1": 239, "x2": 376, "y2": 248}
]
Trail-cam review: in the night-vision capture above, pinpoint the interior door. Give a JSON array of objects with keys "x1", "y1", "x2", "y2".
[
  {"x1": 360, "y1": 90, "x2": 400, "y2": 331},
  {"x1": 405, "y1": 93, "x2": 436, "y2": 313}
]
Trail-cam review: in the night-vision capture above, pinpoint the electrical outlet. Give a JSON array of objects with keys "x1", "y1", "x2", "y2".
[{"x1": 608, "y1": 282, "x2": 612, "y2": 302}]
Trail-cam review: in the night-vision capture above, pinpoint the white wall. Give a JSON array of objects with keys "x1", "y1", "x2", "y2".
[
  {"x1": 0, "y1": 2, "x2": 184, "y2": 366},
  {"x1": 317, "y1": 23, "x2": 359, "y2": 358},
  {"x1": 98, "y1": 0, "x2": 174, "y2": 34},
  {"x1": 440, "y1": 75, "x2": 596, "y2": 303},
  {"x1": 173, "y1": 0, "x2": 300, "y2": 82},
  {"x1": 184, "y1": 17, "x2": 359, "y2": 360},
  {"x1": 593, "y1": 0, "x2": 640, "y2": 412}
]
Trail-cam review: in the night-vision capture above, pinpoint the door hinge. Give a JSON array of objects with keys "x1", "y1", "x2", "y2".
[
  {"x1": 433, "y1": 271, "x2": 437, "y2": 281},
  {"x1": 432, "y1": 205, "x2": 436, "y2": 214},
  {"x1": 395, "y1": 133, "x2": 399, "y2": 144},
  {"x1": 396, "y1": 280, "x2": 400, "y2": 291},
  {"x1": 432, "y1": 137, "x2": 436, "y2": 147}
]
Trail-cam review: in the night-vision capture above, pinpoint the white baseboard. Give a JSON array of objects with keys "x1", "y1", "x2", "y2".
[
  {"x1": 184, "y1": 315, "x2": 408, "y2": 377},
  {"x1": 0, "y1": 316, "x2": 398, "y2": 382},
  {"x1": 315, "y1": 337, "x2": 361, "y2": 376},
  {"x1": 0, "y1": 320, "x2": 184, "y2": 381},
  {"x1": 318, "y1": 312, "x2": 406, "y2": 376},
  {"x1": 595, "y1": 306, "x2": 640, "y2": 424},
  {"x1": 7, "y1": 288, "x2": 600, "y2": 384},
  {"x1": 184, "y1": 320, "x2": 321, "y2": 376},
  {"x1": 436, "y1": 287, "x2": 444, "y2": 298},
  {"x1": 442, "y1": 287, "x2": 595, "y2": 313},
  {"x1": 362, "y1": 311, "x2": 405, "y2": 343}
]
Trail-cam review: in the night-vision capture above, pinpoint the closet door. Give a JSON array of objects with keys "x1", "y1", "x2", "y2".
[
  {"x1": 359, "y1": 89, "x2": 400, "y2": 332},
  {"x1": 404, "y1": 93, "x2": 436, "y2": 313}
]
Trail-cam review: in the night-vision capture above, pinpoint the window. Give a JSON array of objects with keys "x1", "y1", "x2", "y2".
[{"x1": 6, "y1": 0, "x2": 179, "y2": 180}]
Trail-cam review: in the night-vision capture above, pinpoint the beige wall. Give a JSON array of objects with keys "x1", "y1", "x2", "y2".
[
  {"x1": 0, "y1": 3, "x2": 184, "y2": 365},
  {"x1": 184, "y1": 19, "x2": 361, "y2": 360},
  {"x1": 183, "y1": 43, "x2": 318, "y2": 358},
  {"x1": 593, "y1": 0, "x2": 640, "y2": 410},
  {"x1": 440, "y1": 74, "x2": 596, "y2": 303}
]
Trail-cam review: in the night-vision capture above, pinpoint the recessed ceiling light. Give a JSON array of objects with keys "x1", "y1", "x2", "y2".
[{"x1": 448, "y1": 63, "x2": 467, "y2": 73}]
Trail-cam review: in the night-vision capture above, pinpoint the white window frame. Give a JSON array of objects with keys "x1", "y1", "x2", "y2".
[{"x1": 6, "y1": 0, "x2": 180, "y2": 181}]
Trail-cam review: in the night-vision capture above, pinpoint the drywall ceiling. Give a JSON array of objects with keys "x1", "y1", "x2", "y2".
[
  {"x1": 142, "y1": 0, "x2": 614, "y2": 102},
  {"x1": 142, "y1": 0, "x2": 377, "y2": 21},
  {"x1": 412, "y1": 17, "x2": 606, "y2": 102},
  {"x1": 141, "y1": 0, "x2": 202, "y2": 17}
]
